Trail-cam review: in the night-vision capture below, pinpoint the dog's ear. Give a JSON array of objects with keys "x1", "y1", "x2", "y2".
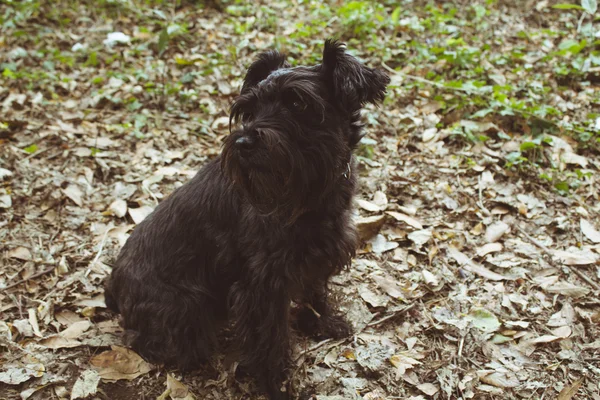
[
  {"x1": 241, "y1": 50, "x2": 289, "y2": 94},
  {"x1": 321, "y1": 39, "x2": 390, "y2": 112}
]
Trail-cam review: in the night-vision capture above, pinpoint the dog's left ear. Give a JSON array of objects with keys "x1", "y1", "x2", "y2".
[
  {"x1": 321, "y1": 39, "x2": 390, "y2": 112},
  {"x1": 241, "y1": 50, "x2": 290, "y2": 94}
]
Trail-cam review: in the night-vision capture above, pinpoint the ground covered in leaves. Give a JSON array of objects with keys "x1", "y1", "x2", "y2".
[{"x1": 1, "y1": 0, "x2": 600, "y2": 399}]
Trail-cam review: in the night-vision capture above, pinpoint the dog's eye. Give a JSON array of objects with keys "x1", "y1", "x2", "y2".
[{"x1": 291, "y1": 100, "x2": 307, "y2": 112}]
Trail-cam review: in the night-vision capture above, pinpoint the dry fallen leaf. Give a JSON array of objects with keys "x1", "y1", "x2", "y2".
[
  {"x1": 355, "y1": 215, "x2": 385, "y2": 240},
  {"x1": 128, "y1": 205, "x2": 155, "y2": 224},
  {"x1": 408, "y1": 229, "x2": 432, "y2": 247},
  {"x1": 485, "y1": 221, "x2": 510, "y2": 243},
  {"x1": 40, "y1": 315, "x2": 92, "y2": 349},
  {"x1": 0, "y1": 359, "x2": 45, "y2": 385},
  {"x1": 28, "y1": 308, "x2": 43, "y2": 338},
  {"x1": 390, "y1": 354, "x2": 422, "y2": 375},
  {"x1": 70, "y1": 369, "x2": 100, "y2": 400},
  {"x1": 59, "y1": 320, "x2": 91, "y2": 338},
  {"x1": 109, "y1": 199, "x2": 128, "y2": 218},
  {"x1": 75, "y1": 295, "x2": 106, "y2": 308},
  {"x1": 40, "y1": 336, "x2": 83, "y2": 349},
  {"x1": 372, "y1": 191, "x2": 388, "y2": 208},
  {"x1": 0, "y1": 193, "x2": 12, "y2": 208},
  {"x1": 557, "y1": 378, "x2": 583, "y2": 400},
  {"x1": 476, "y1": 243, "x2": 503, "y2": 257},
  {"x1": 356, "y1": 198, "x2": 381, "y2": 212},
  {"x1": 55, "y1": 310, "x2": 85, "y2": 326},
  {"x1": 386, "y1": 211, "x2": 423, "y2": 230},
  {"x1": 165, "y1": 374, "x2": 195, "y2": 400},
  {"x1": 417, "y1": 382, "x2": 439, "y2": 396},
  {"x1": 370, "y1": 234, "x2": 399, "y2": 254},
  {"x1": 372, "y1": 275, "x2": 405, "y2": 300},
  {"x1": 62, "y1": 184, "x2": 84, "y2": 207},
  {"x1": 421, "y1": 269, "x2": 439, "y2": 286},
  {"x1": 547, "y1": 282, "x2": 591, "y2": 298},
  {"x1": 466, "y1": 308, "x2": 501, "y2": 333},
  {"x1": 550, "y1": 325, "x2": 572, "y2": 338},
  {"x1": 529, "y1": 334, "x2": 562, "y2": 344},
  {"x1": 90, "y1": 346, "x2": 153, "y2": 381},
  {"x1": 580, "y1": 218, "x2": 600, "y2": 243},
  {"x1": 479, "y1": 371, "x2": 519, "y2": 388},
  {"x1": 8, "y1": 246, "x2": 32, "y2": 260},
  {"x1": 447, "y1": 247, "x2": 510, "y2": 281},
  {"x1": 359, "y1": 286, "x2": 389, "y2": 307},
  {"x1": 553, "y1": 247, "x2": 599, "y2": 265},
  {"x1": 0, "y1": 167, "x2": 13, "y2": 179},
  {"x1": 547, "y1": 303, "x2": 574, "y2": 327}
]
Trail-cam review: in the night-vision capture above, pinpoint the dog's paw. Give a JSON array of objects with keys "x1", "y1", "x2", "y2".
[
  {"x1": 319, "y1": 314, "x2": 352, "y2": 339},
  {"x1": 295, "y1": 308, "x2": 352, "y2": 339},
  {"x1": 267, "y1": 389, "x2": 290, "y2": 400}
]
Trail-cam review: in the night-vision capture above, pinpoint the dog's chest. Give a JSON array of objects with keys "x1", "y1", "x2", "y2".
[{"x1": 240, "y1": 211, "x2": 355, "y2": 274}]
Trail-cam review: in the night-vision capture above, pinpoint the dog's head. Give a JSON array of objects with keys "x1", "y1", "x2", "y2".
[{"x1": 222, "y1": 39, "x2": 390, "y2": 218}]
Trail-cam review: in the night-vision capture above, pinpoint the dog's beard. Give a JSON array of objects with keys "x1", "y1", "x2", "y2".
[{"x1": 222, "y1": 135, "x2": 305, "y2": 220}]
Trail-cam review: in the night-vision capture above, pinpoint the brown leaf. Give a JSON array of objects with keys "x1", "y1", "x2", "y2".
[
  {"x1": 90, "y1": 346, "x2": 153, "y2": 381},
  {"x1": 60, "y1": 320, "x2": 91, "y2": 339},
  {"x1": 557, "y1": 378, "x2": 583, "y2": 400},
  {"x1": 386, "y1": 211, "x2": 423, "y2": 230},
  {"x1": 39, "y1": 336, "x2": 82, "y2": 349},
  {"x1": 166, "y1": 374, "x2": 195, "y2": 400},
  {"x1": 479, "y1": 371, "x2": 519, "y2": 388},
  {"x1": 8, "y1": 247, "x2": 32, "y2": 261},
  {"x1": 355, "y1": 215, "x2": 386, "y2": 240}
]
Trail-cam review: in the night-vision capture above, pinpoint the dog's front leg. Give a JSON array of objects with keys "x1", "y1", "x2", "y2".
[
  {"x1": 230, "y1": 277, "x2": 292, "y2": 400},
  {"x1": 296, "y1": 281, "x2": 352, "y2": 340}
]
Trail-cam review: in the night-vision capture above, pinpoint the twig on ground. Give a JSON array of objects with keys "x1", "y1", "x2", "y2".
[
  {"x1": 366, "y1": 304, "x2": 415, "y2": 327},
  {"x1": 1, "y1": 266, "x2": 55, "y2": 292},
  {"x1": 477, "y1": 174, "x2": 491, "y2": 217},
  {"x1": 19, "y1": 147, "x2": 51, "y2": 163},
  {"x1": 85, "y1": 228, "x2": 110, "y2": 277},
  {"x1": 516, "y1": 225, "x2": 600, "y2": 291},
  {"x1": 381, "y1": 63, "x2": 477, "y2": 94}
]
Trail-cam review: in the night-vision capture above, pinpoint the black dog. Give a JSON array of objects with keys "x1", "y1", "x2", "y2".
[{"x1": 104, "y1": 39, "x2": 389, "y2": 399}]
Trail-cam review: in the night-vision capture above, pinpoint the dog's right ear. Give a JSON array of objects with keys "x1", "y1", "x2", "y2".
[
  {"x1": 321, "y1": 39, "x2": 390, "y2": 112},
  {"x1": 241, "y1": 50, "x2": 289, "y2": 94}
]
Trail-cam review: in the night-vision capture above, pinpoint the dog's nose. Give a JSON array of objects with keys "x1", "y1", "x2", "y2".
[{"x1": 235, "y1": 135, "x2": 256, "y2": 150}]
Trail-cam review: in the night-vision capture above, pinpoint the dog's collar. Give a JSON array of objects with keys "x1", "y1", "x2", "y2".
[{"x1": 342, "y1": 162, "x2": 351, "y2": 179}]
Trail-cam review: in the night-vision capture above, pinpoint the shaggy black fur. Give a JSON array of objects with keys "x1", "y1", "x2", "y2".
[{"x1": 104, "y1": 39, "x2": 389, "y2": 400}]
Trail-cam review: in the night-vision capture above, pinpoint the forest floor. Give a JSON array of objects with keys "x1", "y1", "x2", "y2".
[{"x1": 1, "y1": 0, "x2": 600, "y2": 399}]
